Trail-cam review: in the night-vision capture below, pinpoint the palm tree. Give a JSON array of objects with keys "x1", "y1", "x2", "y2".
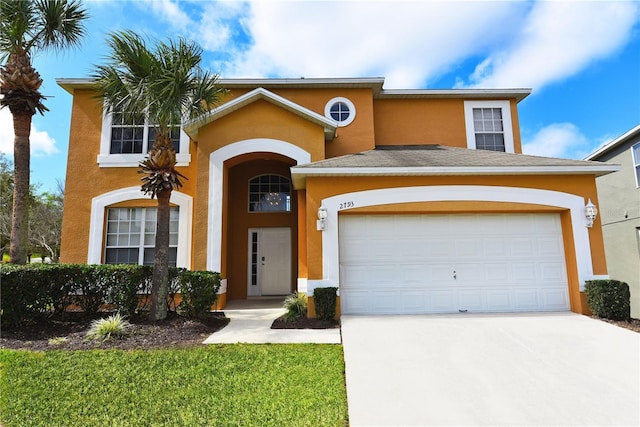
[
  {"x1": 93, "y1": 31, "x2": 225, "y2": 321},
  {"x1": 0, "y1": 0, "x2": 88, "y2": 264}
]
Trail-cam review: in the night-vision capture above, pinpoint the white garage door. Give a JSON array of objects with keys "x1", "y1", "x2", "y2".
[{"x1": 339, "y1": 213, "x2": 569, "y2": 314}]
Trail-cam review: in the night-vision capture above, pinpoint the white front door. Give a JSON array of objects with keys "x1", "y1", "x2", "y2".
[{"x1": 247, "y1": 227, "x2": 291, "y2": 296}]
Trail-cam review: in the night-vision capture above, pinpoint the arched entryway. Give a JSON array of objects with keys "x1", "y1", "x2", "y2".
[{"x1": 225, "y1": 153, "x2": 298, "y2": 300}]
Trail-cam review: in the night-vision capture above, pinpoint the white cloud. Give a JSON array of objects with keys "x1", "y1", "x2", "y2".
[
  {"x1": 142, "y1": 0, "x2": 638, "y2": 93},
  {"x1": 522, "y1": 123, "x2": 589, "y2": 159},
  {"x1": 212, "y1": 1, "x2": 525, "y2": 87},
  {"x1": 464, "y1": 1, "x2": 640, "y2": 89},
  {"x1": 0, "y1": 109, "x2": 59, "y2": 157},
  {"x1": 147, "y1": 0, "x2": 192, "y2": 31}
]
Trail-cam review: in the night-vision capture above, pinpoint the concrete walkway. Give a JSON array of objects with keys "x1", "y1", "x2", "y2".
[
  {"x1": 342, "y1": 312, "x2": 640, "y2": 426},
  {"x1": 202, "y1": 303, "x2": 341, "y2": 344}
]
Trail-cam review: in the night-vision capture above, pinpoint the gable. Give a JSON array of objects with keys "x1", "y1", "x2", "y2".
[{"x1": 183, "y1": 87, "x2": 338, "y2": 141}]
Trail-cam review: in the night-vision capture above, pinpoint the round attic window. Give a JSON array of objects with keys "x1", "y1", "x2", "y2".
[{"x1": 325, "y1": 97, "x2": 356, "y2": 127}]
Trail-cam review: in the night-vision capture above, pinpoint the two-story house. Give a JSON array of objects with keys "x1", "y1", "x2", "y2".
[
  {"x1": 586, "y1": 125, "x2": 640, "y2": 318},
  {"x1": 57, "y1": 77, "x2": 617, "y2": 316}
]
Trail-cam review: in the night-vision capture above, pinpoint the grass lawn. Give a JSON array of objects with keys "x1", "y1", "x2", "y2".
[{"x1": 0, "y1": 344, "x2": 347, "y2": 426}]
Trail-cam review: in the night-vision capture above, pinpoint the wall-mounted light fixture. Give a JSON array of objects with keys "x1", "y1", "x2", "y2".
[
  {"x1": 585, "y1": 199, "x2": 598, "y2": 228},
  {"x1": 317, "y1": 206, "x2": 328, "y2": 231}
]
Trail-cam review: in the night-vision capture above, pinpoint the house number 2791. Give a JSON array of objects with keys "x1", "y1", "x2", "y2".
[{"x1": 339, "y1": 201, "x2": 355, "y2": 209}]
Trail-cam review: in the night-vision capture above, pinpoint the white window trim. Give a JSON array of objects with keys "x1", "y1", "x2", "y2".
[
  {"x1": 88, "y1": 187, "x2": 192, "y2": 268},
  {"x1": 632, "y1": 142, "x2": 640, "y2": 188},
  {"x1": 98, "y1": 110, "x2": 191, "y2": 167},
  {"x1": 324, "y1": 97, "x2": 356, "y2": 127},
  {"x1": 464, "y1": 100, "x2": 515, "y2": 153}
]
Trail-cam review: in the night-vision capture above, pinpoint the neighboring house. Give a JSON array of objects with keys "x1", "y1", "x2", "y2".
[
  {"x1": 586, "y1": 125, "x2": 640, "y2": 318},
  {"x1": 57, "y1": 77, "x2": 618, "y2": 316}
]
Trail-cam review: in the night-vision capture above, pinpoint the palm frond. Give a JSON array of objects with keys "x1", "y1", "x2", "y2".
[
  {"x1": 33, "y1": 0, "x2": 89, "y2": 54},
  {"x1": 0, "y1": 0, "x2": 37, "y2": 61}
]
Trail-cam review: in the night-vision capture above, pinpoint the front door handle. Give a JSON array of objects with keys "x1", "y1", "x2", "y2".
[
  {"x1": 262, "y1": 256, "x2": 265, "y2": 266},
  {"x1": 453, "y1": 270, "x2": 457, "y2": 280}
]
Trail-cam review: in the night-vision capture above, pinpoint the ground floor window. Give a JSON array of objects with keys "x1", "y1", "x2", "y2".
[{"x1": 105, "y1": 207, "x2": 178, "y2": 266}]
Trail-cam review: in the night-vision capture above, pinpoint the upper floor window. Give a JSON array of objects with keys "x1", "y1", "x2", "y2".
[
  {"x1": 464, "y1": 101, "x2": 515, "y2": 153},
  {"x1": 249, "y1": 174, "x2": 291, "y2": 212},
  {"x1": 110, "y1": 113, "x2": 180, "y2": 154},
  {"x1": 325, "y1": 97, "x2": 356, "y2": 127},
  {"x1": 99, "y1": 109, "x2": 190, "y2": 167},
  {"x1": 633, "y1": 143, "x2": 640, "y2": 187},
  {"x1": 104, "y1": 207, "x2": 179, "y2": 266}
]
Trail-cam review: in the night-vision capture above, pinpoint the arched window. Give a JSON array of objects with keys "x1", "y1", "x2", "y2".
[{"x1": 248, "y1": 174, "x2": 291, "y2": 212}]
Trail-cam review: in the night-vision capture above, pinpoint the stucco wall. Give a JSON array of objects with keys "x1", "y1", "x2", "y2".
[
  {"x1": 593, "y1": 139, "x2": 640, "y2": 318},
  {"x1": 59, "y1": 89, "x2": 197, "y2": 264}
]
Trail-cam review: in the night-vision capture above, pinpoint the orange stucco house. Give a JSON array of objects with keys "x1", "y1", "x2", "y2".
[{"x1": 57, "y1": 77, "x2": 617, "y2": 316}]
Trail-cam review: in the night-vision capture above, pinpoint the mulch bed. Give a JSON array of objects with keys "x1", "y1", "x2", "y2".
[
  {"x1": 1, "y1": 311, "x2": 340, "y2": 351},
  {"x1": 0, "y1": 311, "x2": 230, "y2": 351},
  {"x1": 271, "y1": 314, "x2": 340, "y2": 329},
  {"x1": 593, "y1": 317, "x2": 640, "y2": 333}
]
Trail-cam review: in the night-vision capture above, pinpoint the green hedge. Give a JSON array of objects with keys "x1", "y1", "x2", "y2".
[
  {"x1": 314, "y1": 287, "x2": 337, "y2": 320},
  {"x1": 178, "y1": 270, "x2": 221, "y2": 319},
  {"x1": 0, "y1": 264, "x2": 220, "y2": 329},
  {"x1": 585, "y1": 279, "x2": 630, "y2": 321}
]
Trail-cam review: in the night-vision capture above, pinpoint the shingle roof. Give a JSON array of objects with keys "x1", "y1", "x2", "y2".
[{"x1": 291, "y1": 145, "x2": 619, "y2": 188}]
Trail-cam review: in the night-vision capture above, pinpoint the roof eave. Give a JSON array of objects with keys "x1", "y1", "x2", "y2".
[
  {"x1": 290, "y1": 164, "x2": 621, "y2": 189},
  {"x1": 55, "y1": 78, "x2": 96, "y2": 94},
  {"x1": 585, "y1": 124, "x2": 640, "y2": 160},
  {"x1": 377, "y1": 88, "x2": 532, "y2": 103}
]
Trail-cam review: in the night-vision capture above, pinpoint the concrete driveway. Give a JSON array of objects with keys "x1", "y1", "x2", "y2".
[{"x1": 342, "y1": 312, "x2": 640, "y2": 426}]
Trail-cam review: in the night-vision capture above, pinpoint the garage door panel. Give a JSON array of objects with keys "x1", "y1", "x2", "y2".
[
  {"x1": 484, "y1": 238, "x2": 509, "y2": 257},
  {"x1": 399, "y1": 292, "x2": 427, "y2": 313},
  {"x1": 425, "y1": 239, "x2": 455, "y2": 257},
  {"x1": 459, "y1": 290, "x2": 483, "y2": 311},
  {"x1": 514, "y1": 289, "x2": 541, "y2": 310},
  {"x1": 455, "y1": 238, "x2": 482, "y2": 258},
  {"x1": 485, "y1": 290, "x2": 512, "y2": 311},
  {"x1": 486, "y1": 263, "x2": 510, "y2": 281},
  {"x1": 511, "y1": 238, "x2": 536, "y2": 257},
  {"x1": 542, "y1": 289, "x2": 569, "y2": 309},
  {"x1": 427, "y1": 264, "x2": 453, "y2": 281},
  {"x1": 512, "y1": 263, "x2": 537, "y2": 281},
  {"x1": 340, "y1": 289, "x2": 369, "y2": 314},
  {"x1": 430, "y1": 291, "x2": 457, "y2": 312},
  {"x1": 540, "y1": 263, "x2": 567, "y2": 281},
  {"x1": 538, "y1": 238, "x2": 564, "y2": 256},
  {"x1": 339, "y1": 213, "x2": 569, "y2": 314}
]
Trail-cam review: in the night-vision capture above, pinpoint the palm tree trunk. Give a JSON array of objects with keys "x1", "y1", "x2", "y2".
[
  {"x1": 149, "y1": 188, "x2": 172, "y2": 321},
  {"x1": 10, "y1": 111, "x2": 32, "y2": 264}
]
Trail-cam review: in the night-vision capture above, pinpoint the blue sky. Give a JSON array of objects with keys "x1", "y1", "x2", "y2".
[{"x1": 1, "y1": 0, "x2": 639, "y2": 193}]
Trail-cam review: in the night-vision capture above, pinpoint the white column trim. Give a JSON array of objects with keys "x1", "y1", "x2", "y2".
[
  {"x1": 320, "y1": 185, "x2": 594, "y2": 291},
  {"x1": 207, "y1": 138, "x2": 311, "y2": 271},
  {"x1": 88, "y1": 186, "x2": 193, "y2": 268}
]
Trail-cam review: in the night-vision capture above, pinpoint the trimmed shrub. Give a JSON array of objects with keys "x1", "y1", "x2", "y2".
[
  {"x1": 585, "y1": 279, "x2": 630, "y2": 321},
  {"x1": 283, "y1": 292, "x2": 307, "y2": 321},
  {"x1": 314, "y1": 287, "x2": 337, "y2": 320},
  {"x1": 108, "y1": 265, "x2": 152, "y2": 316},
  {"x1": 177, "y1": 270, "x2": 221, "y2": 319},
  {"x1": 69, "y1": 264, "x2": 112, "y2": 315},
  {"x1": 1, "y1": 264, "x2": 221, "y2": 329}
]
